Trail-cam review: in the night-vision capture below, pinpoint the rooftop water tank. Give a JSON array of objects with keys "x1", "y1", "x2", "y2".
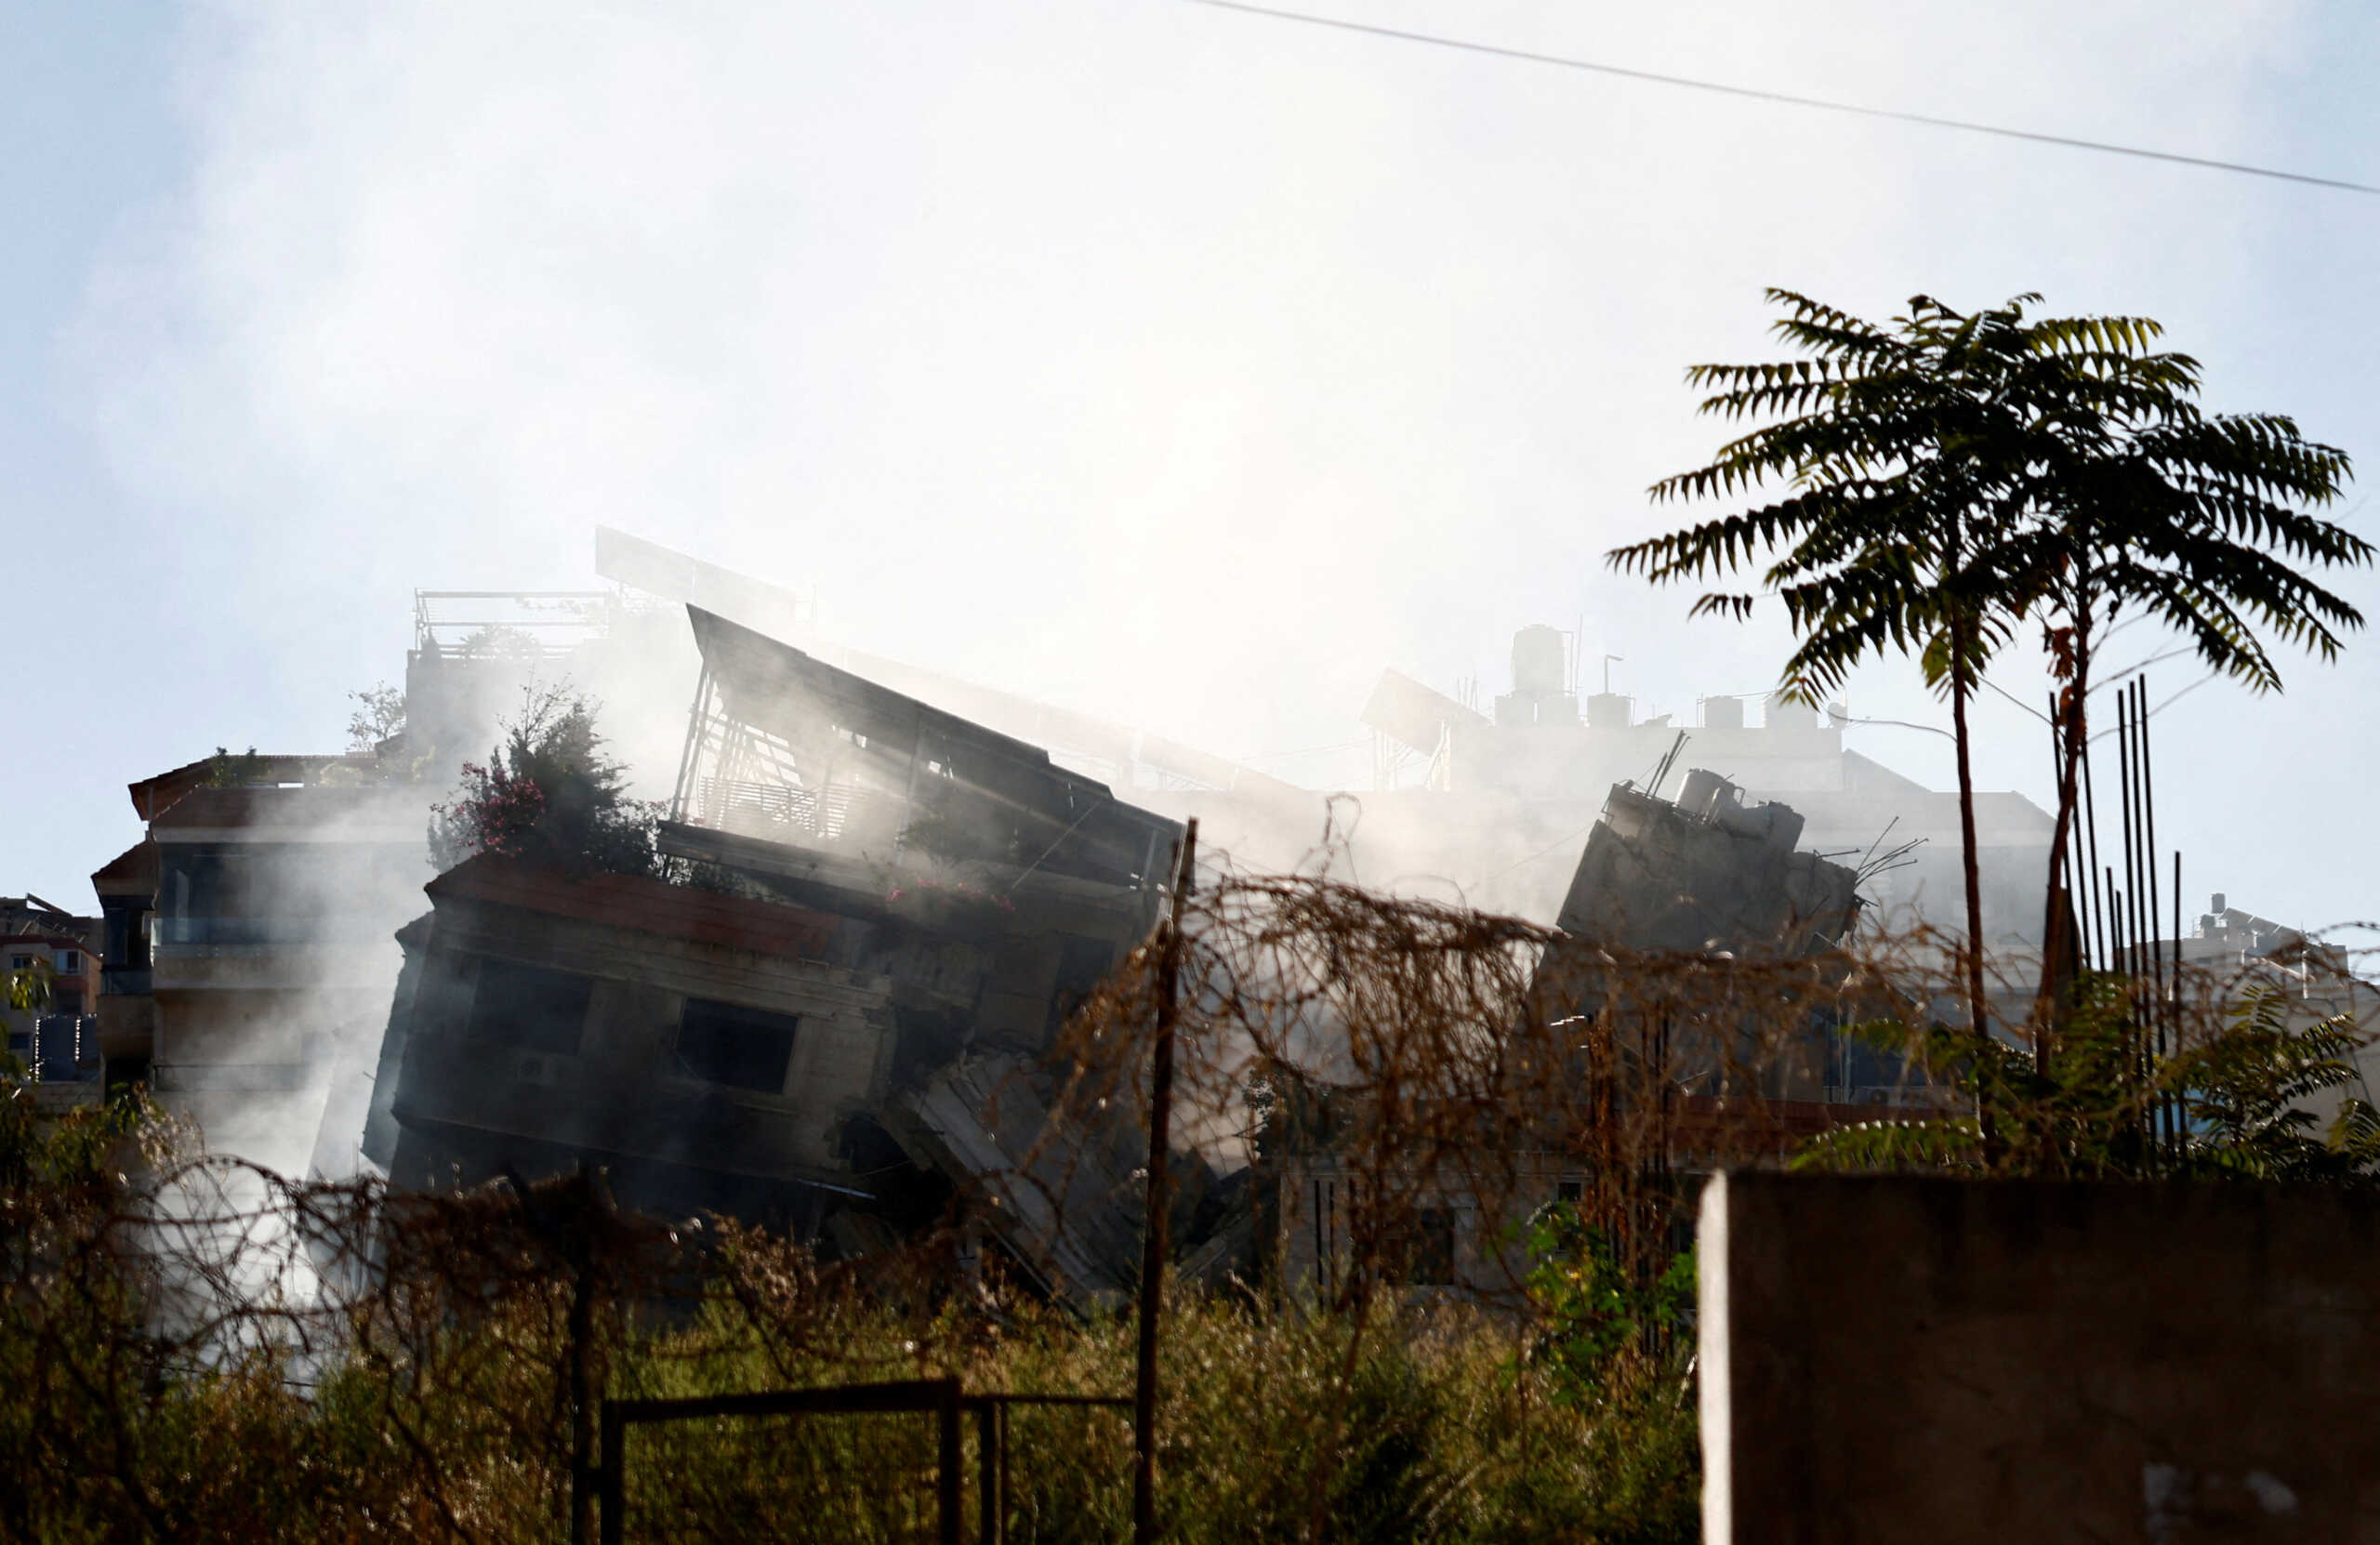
[
  {"x1": 1512, "y1": 625, "x2": 1567, "y2": 702},
  {"x1": 1585, "y1": 692, "x2": 1632, "y2": 729}
]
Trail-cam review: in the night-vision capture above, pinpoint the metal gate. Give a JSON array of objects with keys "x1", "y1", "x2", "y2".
[{"x1": 595, "y1": 1379, "x2": 1130, "y2": 1545}]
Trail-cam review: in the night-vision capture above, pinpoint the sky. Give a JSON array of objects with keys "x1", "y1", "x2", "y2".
[{"x1": 10, "y1": 0, "x2": 2380, "y2": 932}]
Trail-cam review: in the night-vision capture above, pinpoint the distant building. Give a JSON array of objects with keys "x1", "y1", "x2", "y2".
[
  {"x1": 2172, "y1": 891, "x2": 2380, "y2": 1123},
  {"x1": 2, "y1": 894, "x2": 105, "y2": 1107},
  {"x1": 89, "y1": 753, "x2": 434, "y2": 1178},
  {"x1": 1316, "y1": 628, "x2": 2057, "y2": 934}
]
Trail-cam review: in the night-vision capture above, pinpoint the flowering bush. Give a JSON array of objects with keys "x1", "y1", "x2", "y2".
[
  {"x1": 429, "y1": 691, "x2": 659, "y2": 877},
  {"x1": 430, "y1": 761, "x2": 548, "y2": 865}
]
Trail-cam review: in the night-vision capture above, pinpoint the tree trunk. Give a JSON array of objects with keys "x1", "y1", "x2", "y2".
[
  {"x1": 2032, "y1": 597, "x2": 2091, "y2": 1076},
  {"x1": 1950, "y1": 654, "x2": 1989, "y2": 1034},
  {"x1": 1949, "y1": 634, "x2": 1997, "y2": 1166}
]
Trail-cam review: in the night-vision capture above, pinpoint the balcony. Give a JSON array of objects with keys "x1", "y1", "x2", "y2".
[
  {"x1": 19, "y1": 1015, "x2": 100, "y2": 1086},
  {"x1": 101, "y1": 967, "x2": 152, "y2": 997},
  {"x1": 152, "y1": 916, "x2": 395, "y2": 957}
]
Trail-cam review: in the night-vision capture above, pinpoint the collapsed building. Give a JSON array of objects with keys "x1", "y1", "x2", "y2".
[
  {"x1": 1272, "y1": 766, "x2": 1922, "y2": 1299},
  {"x1": 365, "y1": 608, "x2": 1187, "y2": 1298},
  {"x1": 59, "y1": 529, "x2": 2098, "y2": 1303}
]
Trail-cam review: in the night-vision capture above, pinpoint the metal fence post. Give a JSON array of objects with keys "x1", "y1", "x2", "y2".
[
  {"x1": 597, "y1": 1398, "x2": 624, "y2": 1545},
  {"x1": 975, "y1": 1399, "x2": 999, "y2": 1545},
  {"x1": 997, "y1": 1401, "x2": 1012, "y2": 1545},
  {"x1": 938, "y1": 1379, "x2": 964, "y2": 1545}
]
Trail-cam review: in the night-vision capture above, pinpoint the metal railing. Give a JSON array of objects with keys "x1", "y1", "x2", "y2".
[
  {"x1": 152, "y1": 917, "x2": 394, "y2": 952},
  {"x1": 595, "y1": 1379, "x2": 1130, "y2": 1545},
  {"x1": 101, "y1": 967, "x2": 152, "y2": 997}
]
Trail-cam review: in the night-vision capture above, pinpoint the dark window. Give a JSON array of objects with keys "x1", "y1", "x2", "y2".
[
  {"x1": 1399, "y1": 1208, "x2": 1458, "y2": 1287},
  {"x1": 467, "y1": 958, "x2": 592, "y2": 1055},
  {"x1": 675, "y1": 998, "x2": 798, "y2": 1092},
  {"x1": 165, "y1": 851, "x2": 256, "y2": 920},
  {"x1": 1556, "y1": 1179, "x2": 1583, "y2": 1203},
  {"x1": 1045, "y1": 932, "x2": 1117, "y2": 1038}
]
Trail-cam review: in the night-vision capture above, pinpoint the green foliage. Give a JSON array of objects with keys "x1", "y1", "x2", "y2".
[
  {"x1": 1518, "y1": 1204, "x2": 1696, "y2": 1408},
  {"x1": 2174, "y1": 985, "x2": 2380, "y2": 1183},
  {"x1": 205, "y1": 745, "x2": 270, "y2": 787},
  {"x1": 0, "y1": 1219, "x2": 1700, "y2": 1543},
  {"x1": 1793, "y1": 975, "x2": 2380, "y2": 1185},
  {"x1": 1609, "y1": 287, "x2": 2365, "y2": 1037},
  {"x1": 343, "y1": 681, "x2": 406, "y2": 754},
  {"x1": 1612, "y1": 291, "x2": 2046, "y2": 706},
  {"x1": 0, "y1": 1055, "x2": 159, "y2": 1193},
  {"x1": 1611, "y1": 290, "x2": 2360, "y2": 705},
  {"x1": 430, "y1": 688, "x2": 661, "y2": 877},
  {"x1": 5, "y1": 957, "x2": 52, "y2": 1014}
]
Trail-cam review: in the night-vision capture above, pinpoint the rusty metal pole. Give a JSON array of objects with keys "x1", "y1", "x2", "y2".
[
  {"x1": 938, "y1": 1380, "x2": 963, "y2": 1545},
  {"x1": 564, "y1": 1169, "x2": 599, "y2": 1545},
  {"x1": 597, "y1": 1399, "x2": 624, "y2": 1545},
  {"x1": 1133, "y1": 820, "x2": 1197, "y2": 1545}
]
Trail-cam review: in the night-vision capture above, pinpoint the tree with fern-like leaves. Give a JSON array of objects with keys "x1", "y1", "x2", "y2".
[
  {"x1": 1609, "y1": 289, "x2": 2363, "y2": 1083},
  {"x1": 1983, "y1": 315, "x2": 2361, "y2": 1035},
  {"x1": 1610, "y1": 290, "x2": 2043, "y2": 1050}
]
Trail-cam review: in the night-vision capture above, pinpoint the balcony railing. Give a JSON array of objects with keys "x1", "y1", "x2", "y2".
[
  {"x1": 101, "y1": 967, "x2": 152, "y2": 997},
  {"x1": 152, "y1": 916, "x2": 396, "y2": 955},
  {"x1": 20, "y1": 1016, "x2": 100, "y2": 1084}
]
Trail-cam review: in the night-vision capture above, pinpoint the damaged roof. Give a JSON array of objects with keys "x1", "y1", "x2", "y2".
[{"x1": 687, "y1": 606, "x2": 1180, "y2": 890}]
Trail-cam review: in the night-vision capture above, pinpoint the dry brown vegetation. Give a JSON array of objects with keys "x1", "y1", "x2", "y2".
[{"x1": 8, "y1": 843, "x2": 2368, "y2": 1542}]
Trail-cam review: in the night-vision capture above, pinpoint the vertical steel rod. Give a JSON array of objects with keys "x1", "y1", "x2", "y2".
[
  {"x1": 2121, "y1": 688, "x2": 2149, "y2": 1142},
  {"x1": 2171, "y1": 851, "x2": 2185, "y2": 1158},
  {"x1": 2081, "y1": 717, "x2": 2107, "y2": 973},
  {"x1": 2139, "y1": 680, "x2": 2166, "y2": 1052},
  {"x1": 2116, "y1": 688, "x2": 2136, "y2": 980}
]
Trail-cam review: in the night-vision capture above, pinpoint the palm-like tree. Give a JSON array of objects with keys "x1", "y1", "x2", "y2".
[
  {"x1": 2000, "y1": 331, "x2": 2361, "y2": 1026},
  {"x1": 1610, "y1": 291, "x2": 2047, "y2": 1041},
  {"x1": 1612, "y1": 289, "x2": 2366, "y2": 1076}
]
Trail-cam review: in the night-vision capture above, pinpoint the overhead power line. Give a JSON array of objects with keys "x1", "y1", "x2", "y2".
[{"x1": 1186, "y1": 0, "x2": 2380, "y2": 197}]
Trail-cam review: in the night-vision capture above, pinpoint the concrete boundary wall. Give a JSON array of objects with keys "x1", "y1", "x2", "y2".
[{"x1": 1700, "y1": 1171, "x2": 2380, "y2": 1544}]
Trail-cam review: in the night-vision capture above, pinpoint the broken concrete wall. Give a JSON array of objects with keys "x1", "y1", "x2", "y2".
[
  {"x1": 1701, "y1": 1171, "x2": 2380, "y2": 1544},
  {"x1": 375, "y1": 856, "x2": 902, "y2": 1227},
  {"x1": 1554, "y1": 772, "x2": 1859, "y2": 957},
  {"x1": 879, "y1": 1050, "x2": 1149, "y2": 1301}
]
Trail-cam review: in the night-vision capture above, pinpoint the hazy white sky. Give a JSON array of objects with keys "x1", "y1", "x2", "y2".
[{"x1": 11, "y1": 0, "x2": 2380, "y2": 929}]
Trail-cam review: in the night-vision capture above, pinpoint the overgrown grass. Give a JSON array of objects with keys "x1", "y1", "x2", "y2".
[
  {"x1": 9, "y1": 1274, "x2": 1697, "y2": 1543},
  {"x1": 1, "y1": 1081, "x2": 1698, "y2": 1544},
  {"x1": 606, "y1": 1291, "x2": 1697, "y2": 1544}
]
